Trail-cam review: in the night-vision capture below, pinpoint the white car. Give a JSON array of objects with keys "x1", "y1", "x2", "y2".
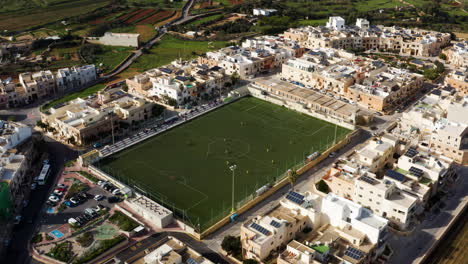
[
  {"x1": 49, "y1": 195, "x2": 60, "y2": 203},
  {"x1": 54, "y1": 190, "x2": 63, "y2": 196},
  {"x1": 112, "y1": 189, "x2": 121, "y2": 195},
  {"x1": 94, "y1": 195, "x2": 104, "y2": 201}
]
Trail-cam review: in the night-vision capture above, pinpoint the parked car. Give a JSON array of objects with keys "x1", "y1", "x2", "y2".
[
  {"x1": 108, "y1": 196, "x2": 121, "y2": 203},
  {"x1": 68, "y1": 218, "x2": 80, "y2": 226},
  {"x1": 112, "y1": 189, "x2": 121, "y2": 195},
  {"x1": 370, "y1": 126, "x2": 378, "y2": 130},
  {"x1": 97, "y1": 180, "x2": 105, "y2": 187},
  {"x1": 64, "y1": 201, "x2": 73, "y2": 207},
  {"x1": 328, "y1": 152, "x2": 337, "y2": 158},
  {"x1": 93, "y1": 142, "x2": 102, "y2": 148},
  {"x1": 55, "y1": 187, "x2": 66, "y2": 192},
  {"x1": 57, "y1": 183, "x2": 67, "y2": 189},
  {"x1": 43, "y1": 159, "x2": 49, "y2": 165},
  {"x1": 49, "y1": 195, "x2": 60, "y2": 203},
  {"x1": 53, "y1": 190, "x2": 63, "y2": 196},
  {"x1": 70, "y1": 197, "x2": 80, "y2": 205},
  {"x1": 46, "y1": 201, "x2": 57, "y2": 207},
  {"x1": 95, "y1": 205, "x2": 105, "y2": 212},
  {"x1": 13, "y1": 216, "x2": 22, "y2": 225},
  {"x1": 94, "y1": 195, "x2": 104, "y2": 201},
  {"x1": 31, "y1": 183, "x2": 37, "y2": 190}
]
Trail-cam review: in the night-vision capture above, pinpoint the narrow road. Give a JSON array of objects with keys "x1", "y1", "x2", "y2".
[{"x1": 4, "y1": 137, "x2": 78, "y2": 264}]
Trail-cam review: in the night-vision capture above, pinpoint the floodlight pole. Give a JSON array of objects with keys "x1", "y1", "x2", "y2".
[
  {"x1": 109, "y1": 112, "x2": 115, "y2": 145},
  {"x1": 230, "y1": 164, "x2": 237, "y2": 213},
  {"x1": 334, "y1": 124, "x2": 337, "y2": 145}
]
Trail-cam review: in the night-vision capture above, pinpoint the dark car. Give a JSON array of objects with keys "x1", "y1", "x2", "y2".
[
  {"x1": 108, "y1": 196, "x2": 121, "y2": 203},
  {"x1": 370, "y1": 126, "x2": 378, "y2": 130}
]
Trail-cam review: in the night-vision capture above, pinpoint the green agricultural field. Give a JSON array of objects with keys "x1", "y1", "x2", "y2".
[
  {"x1": 0, "y1": 0, "x2": 110, "y2": 31},
  {"x1": 42, "y1": 84, "x2": 106, "y2": 110},
  {"x1": 187, "y1": 14, "x2": 224, "y2": 26},
  {"x1": 129, "y1": 35, "x2": 229, "y2": 72},
  {"x1": 95, "y1": 97, "x2": 351, "y2": 231}
]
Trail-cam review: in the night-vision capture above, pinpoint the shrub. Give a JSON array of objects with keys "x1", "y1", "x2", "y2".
[
  {"x1": 45, "y1": 234, "x2": 54, "y2": 241},
  {"x1": 76, "y1": 232, "x2": 94, "y2": 248},
  {"x1": 316, "y1": 180, "x2": 330, "y2": 194},
  {"x1": 109, "y1": 211, "x2": 139, "y2": 232},
  {"x1": 221, "y1": 235, "x2": 241, "y2": 256},
  {"x1": 74, "y1": 235, "x2": 126, "y2": 264},
  {"x1": 32, "y1": 233, "x2": 43, "y2": 244},
  {"x1": 77, "y1": 171, "x2": 99, "y2": 183},
  {"x1": 65, "y1": 182, "x2": 89, "y2": 199},
  {"x1": 46, "y1": 242, "x2": 73, "y2": 262}
]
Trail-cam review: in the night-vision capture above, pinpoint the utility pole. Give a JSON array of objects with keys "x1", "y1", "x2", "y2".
[
  {"x1": 109, "y1": 112, "x2": 115, "y2": 145},
  {"x1": 230, "y1": 164, "x2": 237, "y2": 213}
]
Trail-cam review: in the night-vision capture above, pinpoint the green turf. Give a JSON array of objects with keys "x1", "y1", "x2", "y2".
[{"x1": 95, "y1": 97, "x2": 351, "y2": 230}]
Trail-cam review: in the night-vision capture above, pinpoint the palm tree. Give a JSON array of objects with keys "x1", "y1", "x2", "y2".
[{"x1": 288, "y1": 169, "x2": 298, "y2": 188}]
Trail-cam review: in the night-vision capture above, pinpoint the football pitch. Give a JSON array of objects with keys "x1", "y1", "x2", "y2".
[{"x1": 95, "y1": 97, "x2": 351, "y2": 231}]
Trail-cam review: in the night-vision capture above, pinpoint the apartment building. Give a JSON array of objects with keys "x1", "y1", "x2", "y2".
[
  {"x1": 127, "y1": 61, "x2": 228, "y2": 106},
  {"x1": 56, "y1": 65, "x2": 97, "y2": 93},
  {"x1": 355, "y1": 135, "x2": 398, "y2": 173},
  {"x1": 241, "y1": 197, "x2": 310, "y2": 261},
  {"x1": 199, "y1": 37, "x2": 303, "y2": 78},
  {"x1": 283, "y1": 17, "x2": 450, "y2": 57},
  {"x1": 19, "y1": 70, "x2": 56, "y2": 100},
  {"x1": 115, "y1": 235, "x2": 213, "y2": 264},
  {"x1": 0, "y1": 78, "x2": 27, "y2": 108},
  {"x1": 345, "y1": 67, "x2": 424, "y2": 113},
  {"x1": 276, "y1": 192, "x2": 388, "y2": 264},
  {"x1": 96, "y1": 88, "x2": 154, "y2": 125},
  {"x1": 445, "y1": 68, "x2": 467, "y2": 96},
  {"x1": 1, "y1": 65, "x2": 97, "y2": 108},
  {"x1": 41, "y1": 89, "x2": 156, "y2": 146},
  {"x1": 0, "y1": 121, "x2": 32, "y2": 214},
  {"x1": 396, "y1": 145, "x2": 454, "y2": 196},
  {"x1": 353, "y1": 173, "x2": 418, "y2": 229},
  {"x1": 427, "y1": 100, "x2": 468, "y2": 165},
  {"x1": 41, "y1": 98, "x2": 112, "y2": 145},
  {"x1": 250, "y1": 76, "x2": 360, "y2": 126},
  {"x1": 443, "y1": 41, "x2": 468, "y2": 68}
]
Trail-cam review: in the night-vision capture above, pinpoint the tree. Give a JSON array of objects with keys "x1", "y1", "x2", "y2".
[
  {"x1": 221, "y1": 235, "x2": 241, "y2": 256},
  {"x1": 230, "y1": 72, "x2": 240, "y2": 86},
  {"x1": 287, "y1": 169, "x2": 298, "y2": 188},
  {"x1": 151, "y1": 104, "x2": 165, "y2": 117},
  {"x1": 438, "y1": 53, "x2": 447, "y2": 60},
  {"x1": 243, "y1": 259, "x2": 259, "y2": 264}
]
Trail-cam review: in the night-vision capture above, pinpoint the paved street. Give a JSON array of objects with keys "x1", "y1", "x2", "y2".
[
  {"x1": 4, "y1": 137, "x2": 78, "y2": 264},
  {"x1": 388, "y1": 166, "x2": 468, "y2": 264}
]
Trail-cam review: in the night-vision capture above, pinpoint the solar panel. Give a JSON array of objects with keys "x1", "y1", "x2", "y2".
[
  {"x1": 270, "y1": 220, "x2": 281, "y2": 228},
  {"x1": 288, "y1": 191, "x2": 305, "y2": 200},
  {"x1": 404, "y1": 147, "x2": 419, "y2": 158},
  {"x1": 359, "y1": 175, "x2": 377, "y2": 185},
  {"x1": 344, "y1": 247, "x2": 364, "y2": 260},
  {"x1": 409, "y1": 167, "x2": 423, "y2": 177},
  {"x1": 386, "y1": 169, "x2": 406, "y2": 182},
  {"x1": 286, "y1": 193, "x2": 304, "y2": 204},
  {"x1": 187, "y1": 258, "x2": 199, "y2": 264},
  {"x1": 250, "y1": 223, "x2": 270, "y2": 235}
]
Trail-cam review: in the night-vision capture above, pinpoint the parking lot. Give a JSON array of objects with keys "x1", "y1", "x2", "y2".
[{"x1": 40, "y1": 180, "x2": 119, "y2": 234}]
